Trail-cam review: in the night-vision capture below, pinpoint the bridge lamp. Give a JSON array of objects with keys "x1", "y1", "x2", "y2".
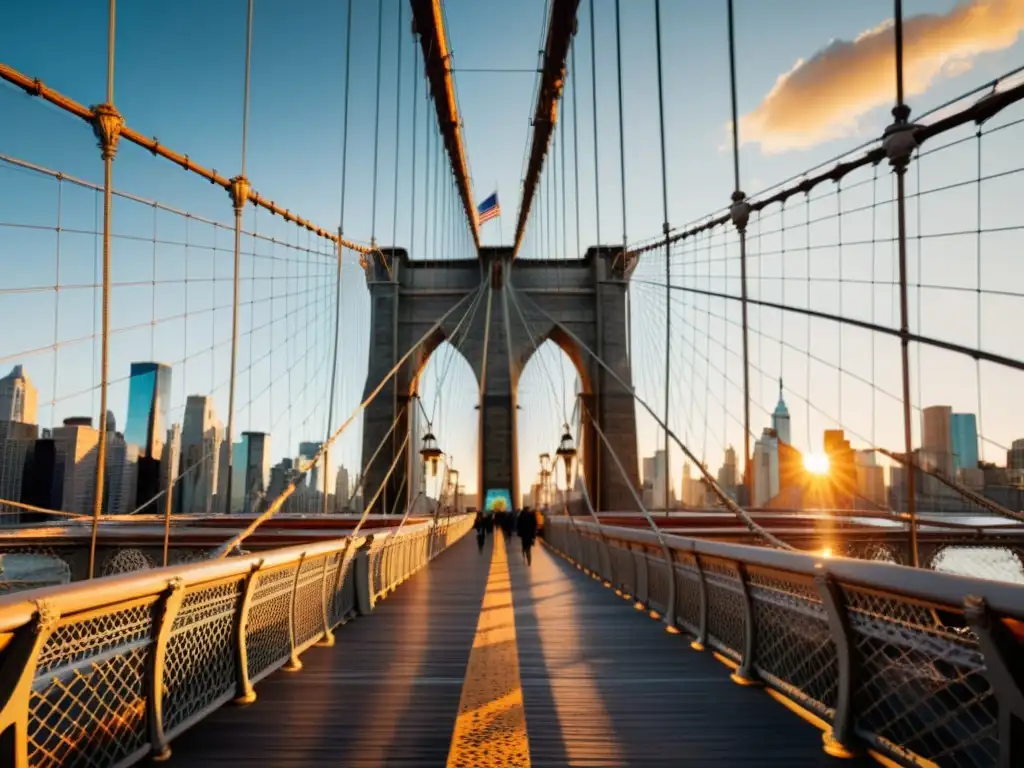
[
  {"x1": 555, "y1": 424, "x2": 577, "y2": 489},
  {"x1": 420, "y1": 431, "x2": 443, "y2": 477}
]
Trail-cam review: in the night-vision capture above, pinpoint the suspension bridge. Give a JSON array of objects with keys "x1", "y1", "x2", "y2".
[{"x1": 1, "y1": 0, "x2": 1024, "y2": 765}]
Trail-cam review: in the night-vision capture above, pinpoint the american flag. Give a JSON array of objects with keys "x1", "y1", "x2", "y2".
[{"x1": 477, "y1": 192, "x2": 500, "y2": 225}]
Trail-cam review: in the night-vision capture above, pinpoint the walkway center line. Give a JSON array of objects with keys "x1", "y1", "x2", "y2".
[{"x1": 446, "y1": 534, "x2": 531, "y2": 768}]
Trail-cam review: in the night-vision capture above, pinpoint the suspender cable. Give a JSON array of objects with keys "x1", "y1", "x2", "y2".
[
  {"x1": 391, "y1": 1, "x2": 404, "y2": 249},
  {"x1": 560, "y1": 87, "x2": 568, "y2": 261},
  {"x1": 370, "y1": 0, "x2": 384, "y2": 245},
  {"x1": 410, "y1": 30, "x2": 420, "y2": 253},
  {"x1": 588, "y1": 0, "x2": 601, "y2": 248},
  {"x1": 614, "y1": 0, "x2": 629, "y2": 365},
  {"x1": 324, "y1": 0, "x2": 355, "y2": 517},
  {"x1": 572, "y1": 43, "x2": 581, "y2": 259},
  {"x1": 89, "y1": 0, "x2": 119, "y2": 578},
  {"x1": 654, "y1": 0, "x2": 671, "y2": 513},
  {"x1": 888, "y1": 0, "x2": 919, "y2": 567},
  {"x1": 225, "y1": 0, "x2": 255, "y2": 521},
  {"x1": 726, "y1": 0, "x2": 753, "y2": 502}
]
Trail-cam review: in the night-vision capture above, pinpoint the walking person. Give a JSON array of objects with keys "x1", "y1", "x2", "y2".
[
  {"x1": 516, "y1": 506, "x2": 538, "y2": 566},
  {"x1": 474, "y1": 511, "x2": 486, "y2": 554}
]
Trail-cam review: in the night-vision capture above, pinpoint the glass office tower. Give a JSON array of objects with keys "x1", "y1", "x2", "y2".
[{"x1": 124, "y1": 362, "x2": 172, "y2": 459}]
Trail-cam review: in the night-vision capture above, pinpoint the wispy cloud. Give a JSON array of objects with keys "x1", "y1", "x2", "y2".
[{"x1": 739, "y1": 0, "x2": 1024, "y2": 153}]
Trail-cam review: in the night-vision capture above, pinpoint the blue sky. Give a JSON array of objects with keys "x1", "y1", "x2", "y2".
[{"x1": 2, "y1": 0, "x2": 1023, "y2": 501}]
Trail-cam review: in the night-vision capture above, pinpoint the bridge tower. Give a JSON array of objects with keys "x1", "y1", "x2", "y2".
[{"x1": 360, "y1": 246, "x2": 640, "y2": 515}]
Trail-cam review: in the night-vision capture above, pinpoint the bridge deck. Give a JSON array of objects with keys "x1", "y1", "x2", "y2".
[{"x1": 168, "y1": 533, "x2": 865, "y2": 766}]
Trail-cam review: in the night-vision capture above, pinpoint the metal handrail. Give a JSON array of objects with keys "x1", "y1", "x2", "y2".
[
  {"x1": 0, "y1": 514, "x2": 474, "y2": 767},
  {"x1": 545, "y1": 518, "x2": 1024, "y2": 766}
]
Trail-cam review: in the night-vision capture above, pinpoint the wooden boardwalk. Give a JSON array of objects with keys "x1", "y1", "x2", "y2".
[{"x1": 168, "y1": 533, "x2": 868, "y2": 766}]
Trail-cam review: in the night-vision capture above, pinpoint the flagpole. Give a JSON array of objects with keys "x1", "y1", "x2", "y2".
[{"x1": 497, "y1": 181, "x2": 504, "y2": 245}]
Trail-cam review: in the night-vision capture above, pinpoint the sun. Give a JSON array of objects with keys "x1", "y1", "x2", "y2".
[{"x1": 803, "y1": 452, "x2": 830, "y2": 476}]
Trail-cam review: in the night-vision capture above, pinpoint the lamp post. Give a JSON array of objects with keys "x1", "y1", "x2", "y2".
[{"x1": 556, "y1": 424, "x2": 577, "y2": 513}]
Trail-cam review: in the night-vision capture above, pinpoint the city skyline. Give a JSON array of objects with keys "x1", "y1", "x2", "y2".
[{"x1": 1, "y1": 1, "x2": 1023, "y2": 506}]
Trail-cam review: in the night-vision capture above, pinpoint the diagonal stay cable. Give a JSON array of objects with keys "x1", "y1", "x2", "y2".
[
  {"x1": 509, "y1": 283, "x2": 796, "y2": 550},
  {"x1": 214, "y1": 278, "x2": 487, "y2": 556}
]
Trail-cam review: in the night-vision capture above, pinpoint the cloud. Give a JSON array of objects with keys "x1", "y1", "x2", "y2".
[{"x1": 739, "y1": 0, "x2": 1024, "y2": 153}]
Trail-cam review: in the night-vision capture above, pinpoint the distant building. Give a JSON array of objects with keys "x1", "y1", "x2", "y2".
[
  {"x1": 104, "y1": 432, "x2": 139, "y2": 515},
  {"x1": 772, "y1": 378, "x2": 791, "y2": 445},
  {"x1": 950, "y1": 413, "x2": 979, "y2": 474},
  {"x1": 717, "y1": 446, "x2": 738, "y2": 493},
  {"x1": 21, "y1": 438, "x2": 59, "y2": 521},
  {"x1": 751, "y1": 428, "x2": 779, "y2": 508},
  {"x1": 0, "y1": 365, "x2": 38, "y2": 424},
  {"x1": 921, "y1": 405, "x2": 954, "y2": 479},
  {"x1": 52, "y1": 417, "x2": 99, "y2": 515},
  {"x1": 855, "y1": 449, "x2": 886, "y2": 508},
  {"x1": 823, "y1": 430, "x2": 856, "y2": 509},
  {"x1": 179, "y1": 395, "x2": 223, "y2": 515},
  {"x1": 335, "y1": 465, "x2": 350, "y2": 511},
  {"x1": 124, "y1": 362, "x2": 172, "y2": 459},
  {"x1": 161, "y1": 424, "x2": 182, "y2": 511},
  {"x1": 0, "y1": 421, "x2": 38, "y2": 523},
  {"x1": 231, "y1": 432, "x2": 271, "y2": 514}
]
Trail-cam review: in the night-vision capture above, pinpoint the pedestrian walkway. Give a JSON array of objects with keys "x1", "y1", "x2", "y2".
[{"x1": 167, "y1": 531, "x2": 867, "y2": 766}]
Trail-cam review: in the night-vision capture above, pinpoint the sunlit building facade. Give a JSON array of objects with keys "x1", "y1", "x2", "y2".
[
  {"x1": 124, "y1": 362, "x2": 172, "y2": 459},
  {"x1": 0, "y1": 365, "x2": 38, "y2": 424}
]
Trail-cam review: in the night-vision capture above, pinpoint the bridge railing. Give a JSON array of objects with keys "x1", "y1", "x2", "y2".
[
  {"x1": 545, "y1": 518, "x2": 1024, "y2": 767},
  {"x1": 0, "y1": 514, "x2": 473, "y2": 767}
]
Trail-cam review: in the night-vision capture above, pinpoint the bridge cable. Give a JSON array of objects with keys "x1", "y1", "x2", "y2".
[
  {"x1": 370, "y1": 0, "x2": 385, "y2": 247},
  {"x1": 509, "y1": 284, "x2": 797, "y2": 550},
  {"x1": 88, "y1": 0, "x2": 119, "y2": 577},
  {"x1": 213, "y1": 279, "x2": 487, "y2": 555},
  {"x1": 726, "y1": 0, "x2": 754, "y2": 486},
  {"x1": 571, "y1": 42, "x2": 581, "y2": 261},
  {"x1": 653, "y1": 0, "x2": 672, "y2": 513},
  {"x1": 391, "y1": 1, "x2": 404, "y2": 250},
  {"x1": 614, "y1": 0, "x2": 629, "y2": 366},
  {"x1": 588, "y1": 0, "x2": 601, "y2": 248}
]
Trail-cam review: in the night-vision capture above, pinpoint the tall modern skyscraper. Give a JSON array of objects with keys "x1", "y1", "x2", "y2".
[
  {"x1": 298, "y1": 440, "x2": 327, "y2": 497},
  {"x1": 718, "y1": 446, "x2": 738, "y2": 491},
  {"x1": 772, "y1": 378, "x2": 791, "y2": 445},
  {"x1": 104, "y1": 432, "x2": 139, "y2": 515},
  {"x1": 752, "y1": 428, "x2": 780, "y2": 508},
  {"x1": 950, "y1": 413, "x2": 979, "y2": 474},
  {"x1": 335, "y1": 464, "x2": 350, "y2": 511},
  {"x1": 0, "y1": 420, "x2": 38, "y2": 522},
  {"x1": 921, "y1": 405, "x2": 954, "y2": 478},
  {"x1": 161, "y1": 423, "x2": 182, "y2": 507},
  {"x1": 52, "y1": 417, "x2": 99, "y2": 515},
  {"x1": 0, "y1": 365, "x2": 38, "y2": 424},
  {"x1": 179, "y1": 395, "x2": 223, "y2": 515},
  {"x1": 124, "y1": 362, "x2": 172, "y2": 459},
  {"x1": 231, "y1": 432, "x2": 271, "y2": 514}
]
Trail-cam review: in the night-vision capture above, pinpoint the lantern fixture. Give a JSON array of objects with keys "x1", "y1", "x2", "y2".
[
  {"x1": 420, "y1": 429, "x2": 443, "y2": 477},
  {"x1": 555, "y1": 424, "x2": 576, "y2": 488}
]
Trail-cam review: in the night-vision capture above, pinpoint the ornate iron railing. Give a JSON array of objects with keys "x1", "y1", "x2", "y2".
[
  {"x1": 544, "y1": 518, "x2": 1024, "y2": 768},
  {"x1": 0, "y1": 514, "x2": 473, "y2": 767}
]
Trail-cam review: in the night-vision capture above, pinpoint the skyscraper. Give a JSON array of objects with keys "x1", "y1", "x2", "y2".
[
  {"x1": 950, "y1": 413, "x2": 979, "y2": 474},
  {"x1": 823, "y1": 429, "x2": 856, "y2": 509},
  {"x1": 231, "y1": 432, "x2": 271, "y2": 514},
  {"x1": 52, "y1": 417, "x2": 99, "y2": 515},
  {"x1": 104, "y1": 431, "x2": 139, "y2": 515},
  {"x1": 0, "y1": 420, "x2": 38, "y2": 523},
  {"x1": 772, "y1": 378, "x2": 791, "y2": 445},
  {"x1": 0, "y1": 365, "x2": 38, "y2": 424},
  {"x1": 179, "y1": 395, "x2": 223, "y2": 515},
  {"x1": 752, "y1": 428, "x2": 780, "y2": 507},
  {"x1": 921, "y1": 405, "x2": 954, "y2": 478},
  {"x1": 335, "y1": 464, "x2": 350, "y2": 511},
  {"x1": 161, "y1": 423, "x2": 182, "y2": 509},
  {"x1": 718, "y1": 446, "x2": 738, "y2": 492},
  {"x1": 124, "y1": 362, "x2": 172, "y2": 459}
]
